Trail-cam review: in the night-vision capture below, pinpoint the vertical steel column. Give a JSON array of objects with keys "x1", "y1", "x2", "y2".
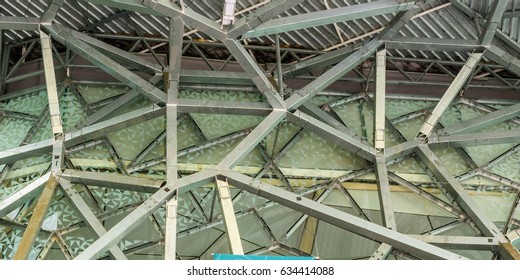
[
  {"x1": 165, "y1": 17, "x2": 184, "y2": 260},
  {"x1": 216, "y1": 178, "x2": 244, "y2": 254},
  {"x1": 374, "y1": 49, "x2": 386, "y2": 150}
]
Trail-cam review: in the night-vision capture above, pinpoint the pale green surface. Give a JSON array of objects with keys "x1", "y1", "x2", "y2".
[{"x1": 1, "y1": 85, "x2": 519, "y2": 260}]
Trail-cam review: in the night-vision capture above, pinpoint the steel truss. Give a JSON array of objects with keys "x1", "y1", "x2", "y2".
[{"x1": 0, "y1": 0, "x2": 519, "y2": 260}]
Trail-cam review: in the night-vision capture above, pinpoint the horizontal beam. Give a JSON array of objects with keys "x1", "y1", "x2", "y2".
[
  {"x1": 429, "y1": 130, "x2": 520, "y2": 147},
  {"x1": 177, "y1": 99, "x2": 272, "y2": 116},
  {"x1": 60, "y1": 169, "x2": 164, "y2": 193},
  {"x1": 0, "y1": 16, "x2": 40, "y2": 30},
  {"x1": 408, "y1": 235, "x2": 499, "y2": 250},
  {"x1": 242, "y1": 0, "x2": 415, "y2": 38},
  {"x1": 384, "y1": 37, "x2": 481, "y2": 52},
  {"x1": 220, "y1": 170, "x2": 467, "y2": 260}
]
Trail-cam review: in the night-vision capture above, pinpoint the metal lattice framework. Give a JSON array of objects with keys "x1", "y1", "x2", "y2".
[{"x1": 0, "y1": 0, "x2": 520, "y2": 260}]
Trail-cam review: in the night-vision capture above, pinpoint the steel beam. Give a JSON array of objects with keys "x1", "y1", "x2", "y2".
[
  {"x1": 218, "y1": 110, "x2": 285, "y2": 169},
  {"x1": 216, "y1": 178, "x2": 244, "y2": 254},
  {"x1": 60, "y1": 169, "x2": 163, "y2": 193},
  {"x1": 13, "y1": 175, "x2": 58, "y2": 260},
  {"x1": 0, "y1": 17, "x2": 40, "y2": 30},
  {"x1": 374, "y1": 49, "x2": 386, "y2": 150},
  {"x1": 43, "y1": 24, "x2": 167, "y2": 105},
  {"x1": 485, "y1": 45, "x2": 520, "y2": 78},
  {"x1": 287, "y1": 111, "x2": 376, "y2": 161},
  {"x1": 408, "y1": 235, "x2": 499, "y2": 250},
  {"x1": 480, "y1": 0, "x2": 508, "y2": 46},
  {"x1": 282, "y1": 42, "x2": 363, "y2": 79},
  {"x1": 415, "y1": 145, "x2": 506, "y2": 242},
  {"x1": 438, "y1": 102, "x2": 520, "y2": 135},
  {"x1": 228, "y1": 0, "x2": 307, "y2": 38},
  {"x1": 70, "y1": 28, "x2": 162, "y2": 74},
  {"x1": 286, "y1": 39, "x2": 382, "y2": 110},
  {"x1": 224, "y1": 39, "x2": 285, "y2": 109},
  {"x1": 77, "y1": 76, "x2": 162, "y2": 128},
  {"x1": 41, "y1": 0, "x2": 65, "y2": 23},
  {"x1": 375, "y1": 155, "x2": 397, "y2": 231},
  {"x1": 384, "y1": 37, "x2": 481, "y2": 52},
  {"x1": 0, "y1": 173, "x2": 51, "y2": 218},
  {"x1": 388, "y1": 172, "x2": 466, "y2": 219},
  {"x1": 177, "y1": 99, "x2": 272, "y2": 116},
  {"x1": 417, "y1": 53, "x2": 483, "y2": 137},
  {"x1": 429, "y1": 129, "x2": 520, "y2": 147},
  {"x1": 220, "y1": 170, "x2": 467, "y2": 260},
  {"x1": 59, "y1": 179, "x2": 127, "y2": 260},
  {"x1": 74, "y1": 170, "x2": 216, "y2": 259},
  {"x1": 164, "y1": 16, "x2": 183, "y2": 260},
  {"x1": 241, "y1": 0, "x2": 414, "y2": 39}
]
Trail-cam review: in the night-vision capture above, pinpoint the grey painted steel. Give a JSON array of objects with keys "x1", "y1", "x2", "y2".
[
  {"x1": 384, "y1": 37, "x2": 481, "y2": 52},
  {"x1": 286, "y1": 39, "x2": 382, "y2": 110},
  {"x1": 177, "y1": 99, "x2": 272, "y2": 116},
  {"x1": 60, "y1": 169, "x2": 163, "y2": 193},
  {"x1": 480, "y1": 0, "x2": 508, "y2": 46},
  {"x1": 0, "y1": 17, "x2": 40, "y2": 30},
  {"x1": 224, "y1": 39, "x2": 285, "y2": 109},
  {"x1": 438, "y1": 102, "x2": 520, "y2": 135},
  {"x1": 369, "y1": 243, "x2": 393, "y2": 260},
  {"x1": 415, "y1": 145, "x2": 506, "y2": 242},
  {"x1": 375, "y1": 155, "x2": 397, "y2": 230},
  {"x1": 287, "y1": 111, "x2": 376, "y2": 161},
  {"x1": 180, "y1": 70, "x2": 254, "y2": 86},
  {"x1": 485, "y1": 45, "x2": 520, "y2": 78},
  {"x1": 388, "y1": 172, "x2": 467, "y2": 219},
  {"x1": 418, "y1": 53, "x2": 483, "y2": 137},
  {"x1": 74, "y1": 170, "x2": 216, "y2": 259},
  {"x1": 71, "y1": 28, "x2": 162, "y2": 74},
  {"x1": 165, "y1": 16, "x2": 184, "y2": 260},
  {"x1": 241, "y1": 0, "x2": 415, "y2": 39},
  {"x1": 220, "y1": 170, "x2": 467, "y2": 260},
  {"x1": 43, "y1": 24, "x2": 167, "y2": 105},
  {"x1": 0, "y1": 139, "x2": 54, "y2": 166},
  {"x1": 59, "y1": 179, "x2": 128, "y2": 260},
  {"x1": 0, "y1": 173, "x2": 51, "y2": 217},
  {"x1": 407, "y1": 235, "x2": 499, "y2": 250},
  {"x1": 429, "y1": 130, "x2": 520, "y2": 147},
  {"x1": 282, "y1": 42, "x2": 363, "y2": 79},
  {"x1": 228, "y1": 0, "x2": 307, "y2": 38},
  {"x1": 218, "y1": 110, "x2": 285, "y2": 169}
]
